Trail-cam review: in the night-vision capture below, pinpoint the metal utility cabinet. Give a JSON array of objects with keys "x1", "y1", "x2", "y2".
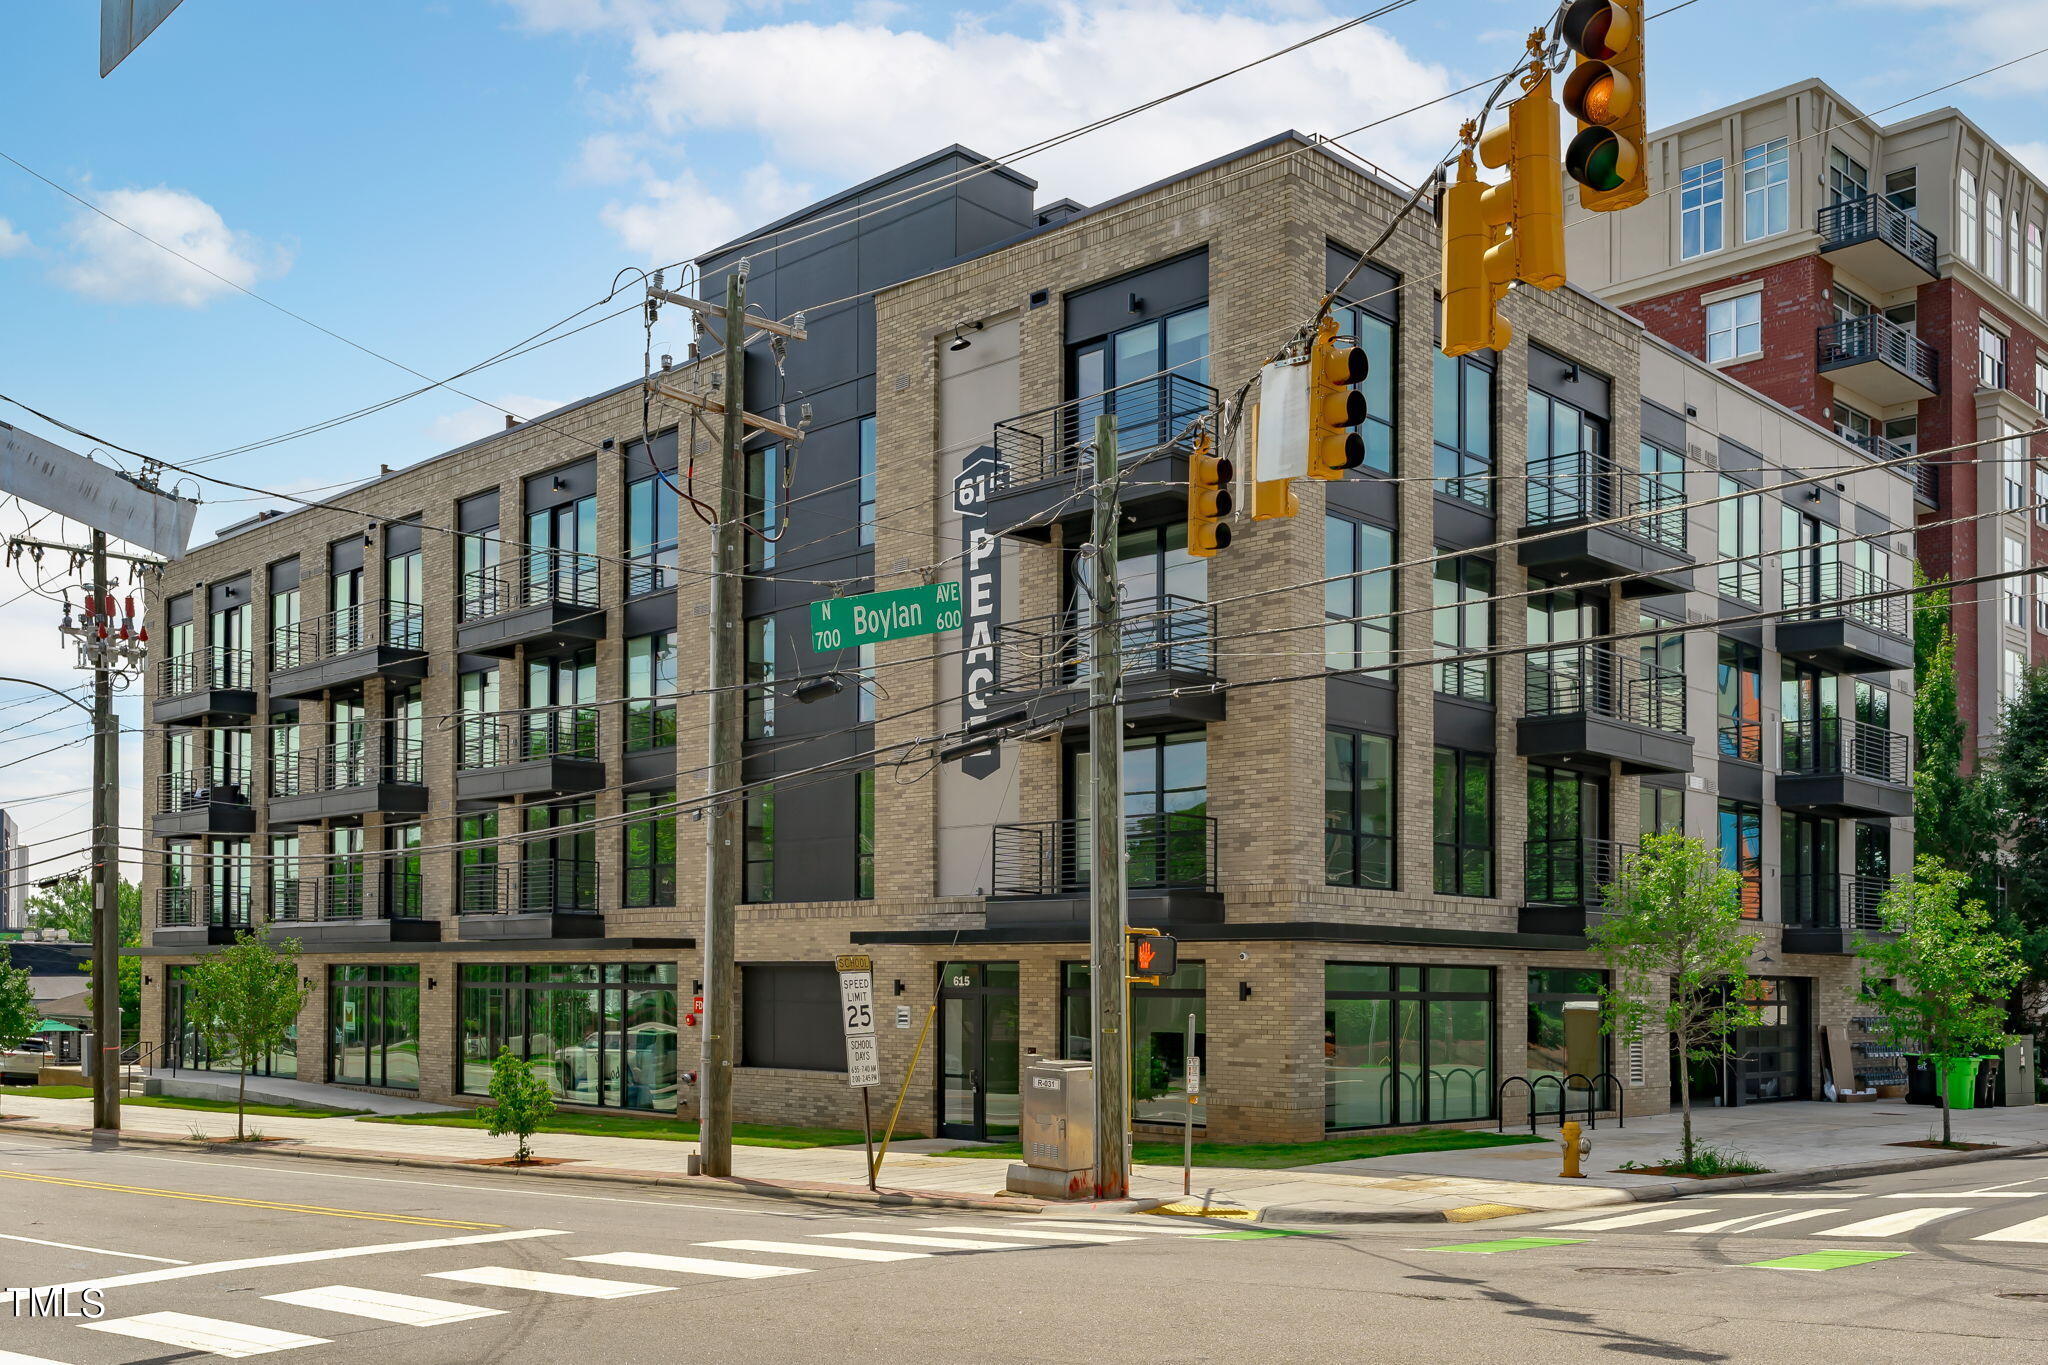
[{"x1": 1005, "y1": 1058, "x2": 1095, "y2": 1199}]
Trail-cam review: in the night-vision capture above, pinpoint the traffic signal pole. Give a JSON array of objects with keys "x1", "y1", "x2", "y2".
[
  {"x1": 89, "y1": 530, "x2": 120, "y2": 1134},
  {"x1": 1087, "y1": 414, "x2": 1130, "y2": 1200}
]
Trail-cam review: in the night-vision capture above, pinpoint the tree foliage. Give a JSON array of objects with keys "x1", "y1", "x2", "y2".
[
  {"x1": 1592, "y1": 831, "x2": 1763, "y2": 1168},
  {"x1": 24, "y1": 876, "x2": 141, "y2": 946},
  {"x1": 1859, "y1": 859, "x2": 2022, "y2": 1145},
  {"x1": 1992, "y1": 662, "x2": 2048, "y2": 984},
  {"x1": 482, "y1": 1046, "x2": 556, "y2": 1164},
  {"x1": 1912, "y1": 576, "x2": 2001, "y2": 911},
  {"x1": 182, "y1": 932, "x2": 310, "y2": 1140},
  {"x1": 0, "y1": 961, "x2": 37, "y2": 1052}
]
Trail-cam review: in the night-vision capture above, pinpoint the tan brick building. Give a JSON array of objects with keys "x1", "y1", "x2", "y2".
[{"x1": 139, "y1": 134, "x2": 1916, "y2": 1143}]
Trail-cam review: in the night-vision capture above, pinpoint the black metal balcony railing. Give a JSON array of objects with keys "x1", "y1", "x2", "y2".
[
  {"x1": 1781, "y1": 716, "x2": 1910, "y2": 785},
  {"x1": 273, "y1": 737, "x2": 424, "y2": 797},
  {"x1": 1718, "y1": 717, "x2": 1763, "y2": 763},
  {"x1": 990, "y1": 812, "x2": 1218, "y2": 897},
  {"x1": 457, "y1": 858, "x2": 599, "y2": 915},
  {"x1": 991, "y1": 373, "x2": 1219, "y2": 488},
  {"x1": 1434, "y1": 657, "x2": 1494, "y2": 702},
  {"x1": 270, "y1": 602, "x2": 425, "y2": 671},
  {"x1": 625, "y1": 699, "x2": 678, "y2": 751},
  {"x1": 1717, "y1": 558, "x2": 1763, "y2": 606},
  {"x1": 1818, "y1": 194, "x2": 1939, "y2": 277},
  {"x1": 158, "y1": 646, "x2": 252, "y2": 697},
  {"x1": 459, "y1": 548, "x2": 601, "y2": 620},
  {"x1": 1525, "y1": 452, "x2": 1688, "y2": 553},
  {"x1": 626, "y1": 548, "x2": 678, "y2": 597},
  {"x1": 1782, "y1": 560, "x2": 1910, "y2": 639},
  {"x1": 155, "y1": 769, "x2": 252, "y2": 812},
  {"x1": 995, "y1": 595, "x2": 1217, "y2": 694},
  {"x1": 1784, "y1": 873, "x2": 1890, "y2": 932},
  {"x1": 1524, "y1": 644, "x2": 1687, "y2": 734},
  {"x1": 386, "y1": 867, "x2": 425, "y2": 920},
  {"x1": 458, "y1": 706, "x2": 600, "y2": 770},
  {"x1": 1524, "y1": 837, "x2": 1631, "y2": 908},
  {"x1": 271, "y1": 871, "x2": 370, "y2": 923},
  {"x1": 156, "y1": 885, "x2": 252, "y2": 931},
  {"x1": 1816, "y1": 315, "x2": 1939, "y2": 392}
]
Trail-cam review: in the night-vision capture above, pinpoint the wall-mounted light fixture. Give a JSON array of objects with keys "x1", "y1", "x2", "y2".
[
  {"x1": 552, "y1": 475, "x2": 567, "y2": 492},
  {"x1": 948, "y1": 321, "x2": 984, "y2": 352},
  {"x1": 427, "y1": 977, "x2": 437, "y2": 990},
  {"x1": 893, "y1": 979, "x2": 906, "y2": 996},
  {"x1": 1127, "y1": 291, "x2": 1144, "y2": 313},
  {"x1": 1238, "y1": 981, "x2": 1253, "y2": 1001}
]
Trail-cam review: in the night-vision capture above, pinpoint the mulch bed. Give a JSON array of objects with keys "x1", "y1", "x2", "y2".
[
  {"x1": 1888, "y1": 1140, "x2": 2002, "y2": 1151},
  {"x1": 460, "y1": 1156, "x2": 581, "y2": 1167}
]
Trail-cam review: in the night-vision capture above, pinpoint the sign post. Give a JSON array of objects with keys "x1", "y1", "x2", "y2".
[
  {"x1": 1183, "y1": 1013, "x2": 1199, "y2": 1197},
  {"x1": 836, "y1": 953, "x2": 880, "y2": 1191}
]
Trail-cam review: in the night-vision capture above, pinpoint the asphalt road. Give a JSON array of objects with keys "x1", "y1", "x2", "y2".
[{"x1": 1, "y1": 1132, "x2": 2046, "y2": 1363}]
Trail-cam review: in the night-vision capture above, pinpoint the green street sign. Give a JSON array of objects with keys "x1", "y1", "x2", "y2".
[{"x1": 811, "y1": 581, "x2": 962, "y2": 650}]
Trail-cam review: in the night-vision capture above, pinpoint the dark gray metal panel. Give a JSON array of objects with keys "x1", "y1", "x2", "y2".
[
  {"x1": 774, "y1": 770, "x2": 858, "y2": 904},
  {"x1": 1433, "y1": 494, "x2": 1495, "y2": 549},
  {"x1": 526, "y1": 457, "x2": 597, "y2": 510},
  {"x1": 268, "y1": 646, "x2": 428, "y2": 701},
  {"x1": 166, "y1": 592, "x2": 193, "y2": 625},
  {"x1": 1718, "y1": 759, "x2": 1765, "y2": 803},
  {"x1": 1326, "y1": 474, "x2": 1398, "y2": 526},
  {"x1": 622, "y1": 751, "x2": 677, "y2": 789},
  {"x1": 1775, "y1": 617, "x2": 1913, "y2": 673},
  {"x1": 1641, "y1": 399, "x2": 1689, "y2": 451},
  {"x1": 151, "y1": 689, "x2": 257, "y2": 726},
  {"x1": 1717, "y1": 438, "x2": 1765, "y2": 475},
  {"x1": 456, "y1": 912, "x2": 605, "y2": 941},
  {"x1": 1326, "y1": 677, "x2": 1397, "y2": 732},
  {"x1": 1528, "y1": 345, "x2": 1610, "y2": 417},
  {"x1": 386, "y1": 519, "x2": 423, "y2": 556},
  {"x1": 268, "y1": 558, "x2": 299, "y2": 594},
  {"x1": 208, "y1": 577, "x2": 248, "y2": 612},
  {"x1": 268, "y1": 784, "x2": 429, "y2": 827},
  {"x1": 623, "y1": 427, "x2": 679, "y2": 480},
  {"x1": 1774, "y1": 772, "x2": 1912, "y2": 818},
  {"x1": 622, "y1": 592, "x2": 676, "y2": 635},
  {"x1": 1324, "y1": 244, "x2": 1399, "y2": 322},
  {"x1": 1516, "y1": 714, "x2": 1692, "y2": 774},
  {"x1": 1853, "y1": 501, "x2": 1889, "y2": 535},
  {"x1": 453, "y1": 604, "x2": 606, "y2": 657},
  {"x1": 853, "y1": 920, "x2": 1581, "y2": 951},
  {"x1": 1435, "y1": 698, "x2": 1497, "y2": 751},
  {"x1": 458, "y1": 490, "x2": 500, "y2": 532},
  {"x1": 1515, "y1": 524, "x2": 1693, "y2": 595},
  {"x1": 1064, "y1": 250, "x2": 1208, "y2": 344},
  {"x1": 330, "y1": 535, "x2": 365, "y2": 574},
  {"x1": 452, "y1": 758, "x2": 605, "y2": 803}
]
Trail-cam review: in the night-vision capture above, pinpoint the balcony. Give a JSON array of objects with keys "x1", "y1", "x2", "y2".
[
  {"x1": 455, "y1": 859, "x2": 603, "y2": 940},
  {"x1": 268, "y1": 603, "x2": 428, "y2": 700},
  {"x1": 269, "y1": 738, "x2": 429, "y2": 826},
  {"x1": 1520, "y1": 452, "x2": 1692, "y2": 596},
  {"x1": 1817, "y1": 195, "x2": 1939, "y2": 293},
  {"x1": 267, "y1": 871, "x2": 439, "y2": 944},
  {"x1": 1783, "y1": 873, "x2": 1893, "y2": 954},
  {"x1": 983, "y1": 374, "x2": 1219, "y2": 541},
  {"x1": 987, "y1": 812, "x2": 1221, "y2": 930},
  {"x1": 1778, "y1": 562, "x2": 1913, "y2": 673},
  {"x1": 152, "y1": 769, "x2": 254, "y2": 838},
  {"x1": 152, "y1": 647, "x2": 258, "y2": 725},
  {"x1": 991, "y1": 595, "x2": 1224, "y2": 730},
  {"x1": 1817, "y1": 315, "x2": 1938, "y2": 405},
  {"x1": 154, "y1": 885, "x2": 250, "y2": 948},
  {"x1": 1837, "y1": 428, "x2": 1935, "y2": 507},
  {"x1": 456, "y1": 706, "x2": 603, "y2": 800},
  {"x1": 1777, "y1": 717, "x2": 1911, "y2": 818},
  {"x1": 1519, "y1": 644, "x2": 1692, "y2": 774},
  {"x1": 456, "y1": 550, "x2": 605, "y2": 656},
  {"x1": 1520, "y1": 837, "x2": 1630, "y2": 937}
]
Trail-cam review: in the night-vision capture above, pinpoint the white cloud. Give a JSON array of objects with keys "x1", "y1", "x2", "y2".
[
  {"x1": 0, "y1": 219, "x2": 29, "y2": 257},
  {"x1": 2010, "y1": 141, "x2": 2048, "y2": 183},
  {"x1": 575, "y1": 132, "x2": 650, "y2": 184},
  {"x1": 1859, "y1": 1, "x2": 2048, "y2": 91},
  {"x1": 427, "y1": 394, "x2": 569, "y2": 448},
  {"x1": 558, "y1": 2, "x2": 1460, "y2": 261},
  {"x1": 55, "y1": 186, "x2": 287, "y2": 307}
]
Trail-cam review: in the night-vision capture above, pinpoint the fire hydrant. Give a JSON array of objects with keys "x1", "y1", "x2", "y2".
[{"x1": 1560, "y1": 1120, "x2": 1590, "y2": 1179}]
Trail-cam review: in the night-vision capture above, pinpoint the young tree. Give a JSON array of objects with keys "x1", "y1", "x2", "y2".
[
  {"x1": 1912, "y1": 576, "x2": 2000, "y2": 908},
  {"x1": 1592, "y1": 831, "x2": 1763, "y2": 1170},
  {"x1": 182, "y1": 932, "x2": 310, "y2": 1140},
  {"x1": 481, "y1": 1046, "x2": 556, "y2": 1164},
  {"x1": 1859, "y1": 858, "x2": 2022, "y2": 1147},
  {"x1": 0, "y1": 961, "x2": 39, "y2": 1114}
]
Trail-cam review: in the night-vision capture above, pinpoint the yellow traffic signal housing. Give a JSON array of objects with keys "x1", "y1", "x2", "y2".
[
  {"x1": 1306, "y1": 315, "x2": 1367, "y2": 480},
  {"x1": 1441, "y1": 142, "x2": 1512, "y2": 357},
  {"x1": 1477, "y1": 69, "x2": 1567, "y2": 291},
  {"x1": 1561, "y1": 0, "x2": 1647, "y2": 212},
  {"x1": 1186, "y1": 433, "x2": 1233, "y2": 557}
]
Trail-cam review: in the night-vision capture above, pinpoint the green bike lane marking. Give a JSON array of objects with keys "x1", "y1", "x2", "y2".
[
  {"x1": 1423, "y1": 1238, "x2": 1590, "y2": 1254},
  {"x1": 1743, "y1": 1250, "x2": 1913, "y2": 1272}
]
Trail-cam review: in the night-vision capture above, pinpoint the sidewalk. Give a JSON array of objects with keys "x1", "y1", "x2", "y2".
[{"x1": 3, "y1": 1090, "x2": 2039, "y2": 1224}]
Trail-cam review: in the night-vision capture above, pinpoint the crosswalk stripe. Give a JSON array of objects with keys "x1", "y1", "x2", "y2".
[
  {"x1": 265, "y1": 1285, "x2": 505, "y2": 1326},
  {"x1": 815, "y1": 1231, "x2": 1035, "y2": 1251},
  {"x1": 426, "y1": 1266, "x2": 672, "y2": 1298},
  {"x1": 1547, "y1": 1208, "x2": 1718, "y2": 1231},
  {"x1": 1821, "y1": 1208, "x2": 1971, "y2": 1238},
  {"x1": 701, "y1": 1239, "x2": 929, "y2": 1262},
  {"x1": 1723, "y1": 1209, "x2": 1850, "y2": 1234},
  {"x1": 920, "y1": 1225, "x2": 1142, "y2": 1243},
  {"x1": 572, "y1": 1252, "x2": 810, "y2": 1279},
  {"x1": 1973, "y1": 1213, "x2": 2048, "y2": 1244},
  {"x1": 83, "y1": 1311, "x2": 330, "y2": 1358},
  {"x1": 1034, "y1": 1219, "x2": 1218, "y2": 1235},
  {"x1": 1682, "y1": 1211, "x2": 1800, "y2": 1235}
]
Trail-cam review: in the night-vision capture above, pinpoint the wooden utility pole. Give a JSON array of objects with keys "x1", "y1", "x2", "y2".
[
  {"x1": 1088, "y1": 414, "x2": 1129, "y2": 1199},
  {"x1": 698, "y1": 263, "x2": 748, "y2": 1177},
  {"x1": 89, "y1": 529, "x2": 121, "y2": 1133}
]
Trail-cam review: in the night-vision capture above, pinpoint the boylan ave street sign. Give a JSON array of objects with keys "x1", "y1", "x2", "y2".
[{"x1": 810, "y1": 581, "x2": 961, "y2": 651}]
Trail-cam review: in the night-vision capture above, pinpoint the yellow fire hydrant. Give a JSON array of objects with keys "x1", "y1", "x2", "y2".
[{"x1": 1560, "y1": 1120, "x2": 1590, "y2": 1179}]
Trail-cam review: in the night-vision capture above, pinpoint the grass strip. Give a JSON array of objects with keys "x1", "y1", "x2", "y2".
[{"x1": 363, "y1": 1109, "x2": 866, "y2": 1148}]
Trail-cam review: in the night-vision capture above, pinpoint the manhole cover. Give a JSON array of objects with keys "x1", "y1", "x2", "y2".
[
  {"x1": 1575, "y1": 1267, "x2": 1678, "y2": 1277},
  {"x1": 1999, "y1": 1292, "x2": 2048, "y2": 1303}
]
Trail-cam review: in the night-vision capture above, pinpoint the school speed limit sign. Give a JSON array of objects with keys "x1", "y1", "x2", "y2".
[{"x1": 835, "y1": 953, "x2": 880, "y2": 1087}]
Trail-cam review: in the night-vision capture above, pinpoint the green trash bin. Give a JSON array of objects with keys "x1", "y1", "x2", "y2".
[{"x1": 1936, "y1": 1056, "x2": 1983, "y2": 1110}]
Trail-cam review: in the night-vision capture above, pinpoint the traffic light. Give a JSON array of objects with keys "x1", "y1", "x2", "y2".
[
  {"x1": 1560, "y1": 0, "x2": 1648, "y2": 212},
  {"x1": 1186, "y1": 433, "x2": 1233, "y2": 557},
  {"x1": 1477, "y1": 69, "x2": 1567, "y2": 292},
  {"x1": 1130, "y1": 932, "x2": 1178, "y2": 980},
  {"x1": 1441, "y1": 139, "x2": 1512, "y2": 357},
  {"x1": 1306, "y1": 314, "x2": 1367, "y2": 480}
]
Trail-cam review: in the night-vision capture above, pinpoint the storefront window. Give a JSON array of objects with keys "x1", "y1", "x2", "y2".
[
  {"x1": 1324, "y1": 963, "x2": 1494, "y2": 1130},
  {"x1": 329, "y1": 964, "x2": 419, "y2": 1090},
  {"x1": 1061, "y1": 962, "x2": 1205, "y2": 1125},
  {"x1": 167, "y1": 965, "x2": 297, "y2": 1077},
  {"x1": 1527, "y1": 969, "x2": 1612, "y2": 1109},
  {"x1": 458, "y1": 963, "x2": 678, "y2": 1111}
]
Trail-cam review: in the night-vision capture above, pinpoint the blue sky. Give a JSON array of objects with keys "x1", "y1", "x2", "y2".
[{"x1": 1, "y1": 0, "x2": 2043, "y2": 881}]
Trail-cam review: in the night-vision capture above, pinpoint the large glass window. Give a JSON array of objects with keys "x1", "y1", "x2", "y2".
[
  {"x1": 1981, "y1": 325, "x2": 2009, "y2": 390},
  {"x1": 1885, "y1": 167, "x2": 1917, "y2": 218},
  {"x1": 746, "y1": 616, "x2": 775, "y2": 738},
  {"x1": 1062, "y1": 962, "x2": 1206, "y2": 1125},
  {"x1": 1323, "y1": 515, "x2": 1394, "y2": 673},
  {"x1": 384, "y1": 823, "x2": 422, "y2": 920},
  {"x1": 1069, "y1": 305, "x2": 1211, "y2": 467},
  {"x1": 1065, "y1": 731, "x2": 1209, "y2": 890},
  {"x1": 168, "y1": 965, "x2": 296, "y2": 1077},
  {"x1": 1432, "y1": 554, "x2": 1493, "y2": 701},
  {"x1": 1716, "y1": 475, "x2": 1762, "y2": 603},
  {"x1": 1433, "y1": 748, "x2": 1493, "y2": 897},
  {"x1": 623, "y1": 790, "x2": 676, "y2": 908},
  {"x1": 1331, "y1": 303, "x2": 1395, "y2": 473},
  {"x1": 744, "y1": 444, "x2": 781, "y2": 572},
  {"x1": 626, "y1": 469, "x2": 680, "y2": 594},
  {"x1": 459, "y1": 963, "x2": 677, "y2": 1110},
  {"x1": 2029, "y1": 223, "x2": 2045, "y2": 316},
  {"x1": 1325, "y1": 730, "x2": 1395, "y2": 889},
  {"x1": 1742, "y1": 138, "x2": 1789, "y2": 240},
  {"x1": 857, "y1": 416, "x2": 877, "y2": 546},
  {"x1": 1527, "y1": 969, "x2": 1611, "y2": 1107},
  {"x1": 1432, "y1": 350, "x2": 1493, "y2": 505},
  {"x1": 1717, "y1": 798, "x2": 1763, "y2": 919},
  {"x1": 459, "y1": 524, "x2": 500, "y2": 619},
  {"x1": 1325, "y1": 963, "x2": 1494, "y2": 1130},
  {"x1": 1961, "y1": 167, "x2": 1980, "y2": 266},
  {"x1": 1525, "y1": 386, "x2": 1608, "y2": 525},
  {"x1": 1680, "y1": 158, "x2": 1725, "y2": 259},
  {"x1": 744, "y1": 784, "x2": 775, "y2": 903},
  {"x1": 856, "y1": 768, "x2": 875, "y2": 899},
  {"x1": 1827, "y1": 147, "x2": 1868, "y2": 205},
  {"x1": 384, "y1": 546, "x2": 422, "y2": 648},
  {"x1": 626, "y1": 631, "x2": 677, "y2": 751},
  {"x1": 329, "y1": 965, "x2": 419, "y2": 1090},
  {"x1": 1988, "y1": 191, "x2": 2007, "y2": 287},
  {"x1": 1706, "y1": 292, "x2": 1762, "y2": 363},
  {"x1": 1717, "y1": 637, "x2": 1763, "y2": 760}
]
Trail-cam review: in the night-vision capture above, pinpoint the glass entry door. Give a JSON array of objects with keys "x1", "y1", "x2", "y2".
[
  {"x1": 1733, "y1": 977, "x2": 1808, "y2": 1103},
  {"x1": 936, "y1": 962, "x2": 1020, "y2": 1141}
]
